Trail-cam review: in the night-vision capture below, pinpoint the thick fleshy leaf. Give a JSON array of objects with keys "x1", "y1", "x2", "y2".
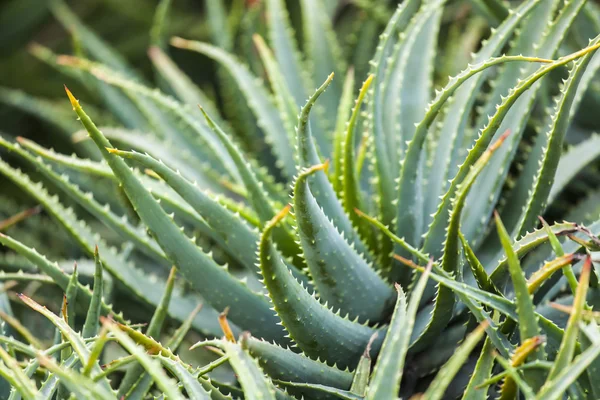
[
  {"x1": 293, "y1": 163, "x2": 394, "y2": 323},
  {"x1": 259, "y1": 204, "x2": 383, "y2": 369},
  {"x1": 65, "y1": 87, "x2": 286, "y2": 343},
  {"x1": 365, "y1": 263, "x2": 430, "y2": 399}
]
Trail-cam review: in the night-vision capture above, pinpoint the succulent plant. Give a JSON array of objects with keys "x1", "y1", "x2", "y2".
[{"x1": 1, "y1": 0, "x2": 600, "y2": 399}]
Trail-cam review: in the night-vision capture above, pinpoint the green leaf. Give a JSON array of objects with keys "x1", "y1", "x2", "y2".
[
  {"x1": 412, "y1": 131, "x2": 510, "y2": 350},
  {"x1": 264, "y1": 0, "x2": 309, "y2": 107},
  {"x1": 535, "y1": 322, "x2": 600, "y2": 400},
  {"x1": 422, "y1": 0, "x2": 556, "y2": 255},
  {"x1": 106, "y1": 147, "x2": 285, "y2": 282},
  {"x1": 299, "y1": 0, "x2": 346, "y2": 131},
  {"x1": 0, "y1": 156, "x2": 220, "y2": 335},
  {"x1": 259, "y1": 204, "x2": 382, "y2": 369},
  {"x1": 515, "y1": 37, "x2": 600, "y2": 236},
  {"x1": 293, "y1": 163, "x2": 394, "y2": 323},
  {"x1": 349, "y1": 342, "x2": 372, "y2": 397},
  {"x1": 274, "y1": 381, "x2": 361, "y2": 400},
  {"x1": 105, "y1": 320, "x2": 184, "y2": 400},
  {"x1": 65, "y1": 87, "x2": 286, "y2": 344},
  {"x1": 147, "y1": 46, "x2": 222, "y2": 122},
  {"x1": 159, "y1": 357, "x2": 211, "y2": 400},
  {"x1": 365, "y1": 0, "x2": 422, "y2": 247},
  {"x1": 332, "y1": 68, "x2": 356, "y2": 195},
  {"x1": 38, "y1": 353, "x2": 116, "y2": 400},
  {"x1": 170, "y1": 38, "x2": 295, "y2": 179},
  {"x1": 149, "y1": 0, "x2": 172, "y2": 48},
  {"x1": 341, "y1": 74, "x2": 375, "y2": 245},
  {"x1": 366, "y1": 263, "x2": 430, "y2": 399},
  {"x1": 0, "y1": 233, "x2": 117, "y2": 322},
  {"x1": 545, "y1": 257, "x2": 591, "y2": 382},
  {"x1": 295, "y1": 73, "x2": 372, "y2": 259},
  {"x1": 0, "y1": 136, "x2": 166, "y2": 262},
  {"x1": 18, "y1": 294, "x2": 112, "y2": 391},
  {"x1": 82, "y1": 247, "x2": 102, "y2": 339},
  {"x1": 385, "y1": 0, "x2": 444, "y2": 247},
  {"x1": 462, "y1": 338, "x2": 495, "y2": 400},
  {"x1": 422, "y1": 322, "x2": 487, "y2": 400},
  {"x1": 118, "y1": 267, "x2": 178, "y2": 397},
  {"x1": 244, "y1": 337, "x2": 353, "y2": 399},
  {"x1": 211, "y1": 337, "x2": 277, "y2": 400},
  {"x1": 549, "y1": 134, "x2": 600, "y2": 203},
  {"x1": 460, "y1": 233, "x2": 501, "y2": 296},
  {"x1": 495, "y1": 213, "x2": 546, "y2": 386}
]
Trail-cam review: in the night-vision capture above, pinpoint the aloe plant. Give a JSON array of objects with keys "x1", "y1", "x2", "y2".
[{"x1": 1, "y1": 0, "x2": 600, "y2": 398}]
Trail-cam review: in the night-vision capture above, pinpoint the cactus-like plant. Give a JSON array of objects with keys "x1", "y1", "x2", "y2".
[{"x1": 1, "y1": 0, "x2": 600, "y2": 399}]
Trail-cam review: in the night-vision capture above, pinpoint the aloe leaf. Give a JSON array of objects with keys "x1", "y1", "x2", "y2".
[
  {"x1": 275, "y1": 381, "x2": 361, "y2": 400},
  {"x1": 466, "y1": 0, "x2": 590, "y2": 242},
  {"x1": 341, "y1": 74, "x2": 375, "y2": 244},
  {"x1": 515, "y1": 40, "x2": 600, "y2": 236},
  {"x1": 349, "y1": 337, "x2": 373, "y2": 397},
  {"x1": 82, "y1": 247, "x2": 103, "y2": 338},
  {"x1": 421, "y1": 0, "x2": 549, "y2": 254},
  {"x1": 332, "y1": 68, "x2": 356, "y2": 194},
  {"x1": 299, "y1": 0, "x2": 346, "y2": 130},
  {"x1": 549, "y1": 134, "x2": 600, "y2": 203},
  {"x1": 489, "y1": 221, "x2": 578, "y2": 280},
  {"x1": 0, "y1": 136, "x2": 166, "y2": 262},
  {"x1": 294, "y1": 162, "x2": 394, "y2": 323},
  {"x1": 81, "y1": 127, "x2": 236, "y2": 195},
  {"x1": 18, "y1": 294, "x2": 112, "y2": 391},
  {"x1": 366, "y1": 0, "x2": 423, "y2": 238},
  {"x1": 0, "y1": 347, "x2": 38, "y2": 399},
  {"x1": 295, "y1": 73, "x2": 372, "y2": 259},
  {"x1": 64, "y1": 265, "x2": 78, "y2": 329},
  {"x1": 383, "y1": 0, "x2": 444, "y2": 249},
  {"x1": 545, "y1": 257, "x2": 591, "y2": 383},
  {"x1": 171, "y1": 38, "x2": 295, "y2": 179},
  {"x1": 38, "y1": 353, "x2": 116, "y2": 400},
  {"x1": 66, "y1": 88, "x2": 285, "y2": 342},
  {"x1": 245, "y1": 337, "x2": 353, "y2": 399},
  {"x1": 460, "y1": 233, "x2": 501, "y2": 296},
  {"x1": 118, "y1": 267, "x2": 177, "y2": 397},
  {"x1": 147, "y1": 46, "x2": 222, "y2": 121},
  {"x1": 366, "y1": 263, "x2": 430, "y2": 399},
  {"x1": 580, "y1": 320, "x2": 600, "y2": 398},
  {"x1": 462, "y1": 338, "x2": 495, "y2": 400},
  {"x1": 264, "y1": 0, "x2": 308, "y2": 106},
  {"x1": 58, "y1": 57, "x2": 238, "y2": 182},
  {"x1": 106, "y1": 148, "x2": 272, "y2": 280},
  {"x1": 425, "y1": 41, "x2": 600, "y2": 258},
  {"x1": 422, "y1": 322, "x2": 488, "y2": 400},
  {"x1": 198, "y1": 108, "x2": 276, "y2": 224},
  {"x1": 0, "y1": 233, "x2": 117, "y2": 321},
  {"x1": 0, "y1": 157, "x2": 223, "y2": 335},
  {"x1": 209, "y1": 337, "x2": 277, "y2": 400},
  {"x1": 259, "y1": 204, "x2": 383, "y2": 369},
  {"x1": 496, "y1": 212, "x2": 546, "y2": 390},
  {"x1": 412, "y1": 131, "x2": 510, "y2": 349},
  {"x1": 159, "y1": 357, "x2": 211, "y2": 400},
  {"x1": 17, "y1": 139, "x2": 242, "y2": 251},
  {"x1": 104, "y1": 320, "x2": 184, "y2": 400},
  {"x1": 200, "y1": 107, "x2": 303, "y2": 264},
  {"x1": 535, "y1": 322, "x2": 600, "y2": 400},
  {"x1": 149, "y1": 0, "x2": 172, "y2": 48},
  {"x1": 251, "y1": 34, "x2": 303, "y2": 152}
]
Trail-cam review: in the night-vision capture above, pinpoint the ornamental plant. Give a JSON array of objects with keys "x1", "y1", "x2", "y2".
[{"x1": 0, "y1": 0, "x2": 600, "y2": 399}]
